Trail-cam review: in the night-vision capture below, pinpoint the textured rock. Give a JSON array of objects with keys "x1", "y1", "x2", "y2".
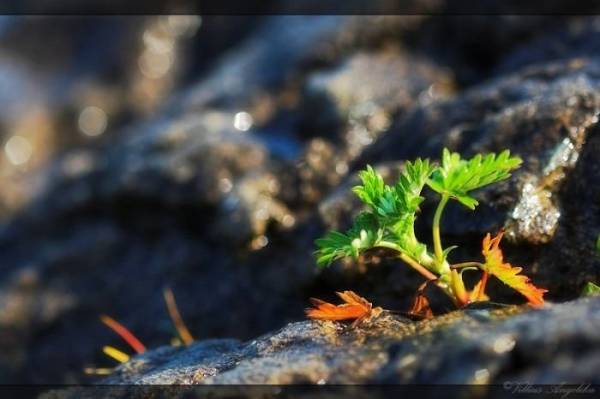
[
  {"x1": 2, "y1": 12, "x2": 600, "y2": 387},
  {"x1": 0, "y1": 15, "x2": 374, "y2": 384},
  {"x1": 177, "y1": 16, "x2": 434, "y2": 113},
  {"x1": 497, "y1": 16, "x2": 600, "y2": 74},
  {"x1": 0, "y1": 109, "x2": 312, "y2": 383},
  {"x1": 0, "y1": 16, "x2": 256, "y2": 220},
  {"x1": 354, "y1": 59, "x2": 600, "y2": 299},
  {"x1": 301, "y1": 50, "x2": 453, "y2": 149},
  {"x1": 43, "y1": 296, "x2": 600, "y2": 398},
  {"x1": 295, "y1": 49, "x2": 454, "y2": 208}
]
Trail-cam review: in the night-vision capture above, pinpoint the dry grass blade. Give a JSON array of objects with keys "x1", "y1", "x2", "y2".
[{"x1": 163, "y1": 287, "x2": 194, "y2": 346}]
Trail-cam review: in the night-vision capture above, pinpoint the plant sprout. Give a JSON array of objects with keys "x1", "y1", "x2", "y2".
[
  {"x1": 581, "y1": 281, "x2": 600, "y2": 297},
  {"x1": 315, "y1": 149, "x2": 547, "y2": 310}
]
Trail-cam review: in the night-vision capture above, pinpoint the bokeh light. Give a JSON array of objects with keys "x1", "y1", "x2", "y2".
[
  {"x1": 78, "y1": 106, "x2": 108, "y2": 137},
  {"x1": 4, "y1": 135, "x2": 33, "y2": 165}
]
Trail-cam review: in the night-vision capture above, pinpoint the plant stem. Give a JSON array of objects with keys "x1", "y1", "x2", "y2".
[
  {"x1": 399, "y1": 253, "x2": 439, "y2": 282},
  {"x1": 450, "y1": 269, "x2": 469, "y2": 306},
  {"x1": 433, "y1": 193, "x2": 449, "y2": 262},
  {"x1": 450, "y1": 262, "x2": 484, "y2": 269},
  {"x1": 376, "y1": 241, "x2": 438, "y2": 281},
  {"x1": 376, "y1": 241, "x2": 457, "y2": 302}
]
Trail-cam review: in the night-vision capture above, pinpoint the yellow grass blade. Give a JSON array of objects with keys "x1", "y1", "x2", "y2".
[{"x1": 102, "y1": 345, "x2": 130, "y2": 363}]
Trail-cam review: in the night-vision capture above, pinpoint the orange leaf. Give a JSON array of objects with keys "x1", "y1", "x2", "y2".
[
  {"x1": 306, "y1": 290, "x2": 382, "y2": 324},
  {"x1": 408, "y1": 293, "x2": 433, "y2": 319},
  {"x1": 469, "y1": 272, "x2": 490, "y2": 303},
  {"x1": 481, "y1": 232, "x2": 547, "y2": 307}
]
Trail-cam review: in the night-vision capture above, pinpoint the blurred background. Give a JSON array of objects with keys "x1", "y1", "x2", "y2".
[{"x1": 1, "y1": 10, "x2": 600, "y2": 383}]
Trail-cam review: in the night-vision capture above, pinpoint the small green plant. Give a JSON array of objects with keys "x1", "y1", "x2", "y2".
[
  {"x1": 315, "y1": 149, "x2": 547, "y2": 311},
  {"x1": 581, "y1": 281, "x2": 600, "y2": 297}
]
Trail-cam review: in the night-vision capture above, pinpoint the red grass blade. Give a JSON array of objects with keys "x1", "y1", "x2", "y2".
[{"x1": 100, "y1": 315, "x2": 146, "y2": 354}]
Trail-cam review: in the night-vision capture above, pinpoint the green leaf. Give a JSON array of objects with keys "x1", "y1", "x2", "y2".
[
  {"x1": 388, "y1": 159, "x2": 434, "y2": 261},
  {"x1": 317, "y1": 160, "x2": 435, "y2": 268},
  {"x1": 352, "y1": 160, "x2": 434, "y2": 221},
  {"x1": 581, "y1": 281, "x2": 600, "y2": 297},
  {"x1": 442, "y1": 245, "x2": 458, "y2": 262},
  {"x1": 315, "y1": 231, "x2": 353, "y2": 267},
  {"x1": 596, "y1": 235, "x2": 600, "y2": 255},
  {"x1": 352, "y1": 168, "x2": 401, "y2": 222},
  {"x1": 352, "y1": 165, "x2": 385, "y2": 210},
  {"x1": 427, "y1": 148, "x2": 522, "y2": 209},
  {"x1": 314, "y1": 212, "x2": 383, "y2": 267},
  {"x1": 395, "y1": 158, "x2": 435, "y2": 211}
]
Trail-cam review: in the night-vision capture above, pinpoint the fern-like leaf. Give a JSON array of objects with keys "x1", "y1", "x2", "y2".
[
  {"x1": 388, "y1": 159, "x2": 434, "y2": 260},
  {"x1": 428, "y1": 149, "x2": 522, "y2": 209},
  {"x1": 395, "y1": 158, "x2": 435, "y2": 214},
  {"x1": 317, "y1": 161, "x2": 434, "y2": 267},
  {"x1": 315, "y1": 212, "x2": 382, "y2": 267},
  {"x1": 352, "y1": 165, "x2": 386, "y2": 210}
]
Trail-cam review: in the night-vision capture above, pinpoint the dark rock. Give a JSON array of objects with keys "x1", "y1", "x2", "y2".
[
  {"x1": 0, "y1": 16, "x2": 211, "y2": 219},
  {"x1": 379, "y1": 297, "x2": 600, "y2": 385},
  {"x1": 497, "y1": 16, "x2": 600, "y2": 75},
  {"x1": 178, "y1": 16, "x2": 352, "y2": 112},
  {"x1": 296, "y1": 49, "x2": 454, "y2": 213},
  {"x1": 177, "y1": 15, "x2": 441, "y2": 113},
  {"x1": 43, "y1": 296, "x2": 600, "y2": 397},
  {"x1": 0, "y1": 108, "x2": 319, "y2": 383},
  {"x1": 301, "y1": 49, "x2": 454, "y2": 159},
  {"x1": 104, "y1": 339, "x2": 243, "y2": 384},
  {"x1": 354, "y1": 59, "x2": 600, "y2": 300},
  {"x1": 18, "y1": 112, "x2": 297, "y2": 245},
  {"x1": 3, "y1": 12, "x2": 600, "y2": 387},
  {"x1": 401, "y1": 15, "x2": 570, "y2": 86}
]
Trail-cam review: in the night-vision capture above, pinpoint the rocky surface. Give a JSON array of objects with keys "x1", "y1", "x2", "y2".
[
  {"x1": 0, "y1": 8, "x2": 599, "y2": 388},
  {"x1": 354, "y1": 58, "x2": 600, "y2": 301},
  {"x1": 45, "y1": 296, "x2": 600, "y2": 397}
]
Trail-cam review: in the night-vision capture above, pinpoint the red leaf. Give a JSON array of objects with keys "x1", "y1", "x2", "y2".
[{"x1": 481, "y1": 232, "x2": 547, "y2": 307}]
